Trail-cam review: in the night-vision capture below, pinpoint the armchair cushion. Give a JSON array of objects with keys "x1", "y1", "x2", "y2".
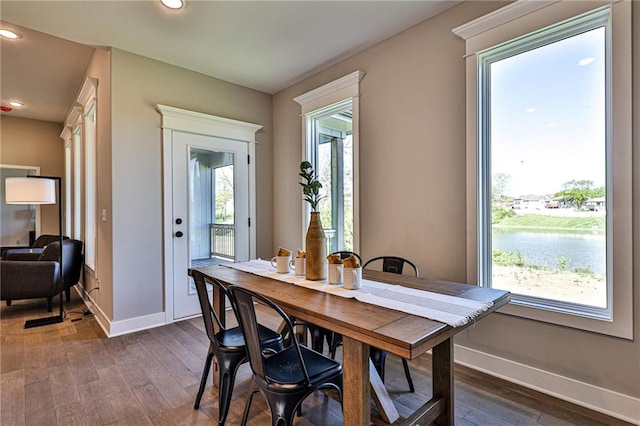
[{"x1": 32, "y1": 234, "x2": 69, "y2": 248}]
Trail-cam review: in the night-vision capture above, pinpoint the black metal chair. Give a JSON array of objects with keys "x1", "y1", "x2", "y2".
[
  {"x1": 362, "y1": 256, "x2": 419, "y2": 277},
  {"x1": 228, "y1": 285, "x2": 343, "y2": 426},
  {"x1": 362, "y1": 255, "x2": 419, "y2": 392},
  {"x1": 190, "y1": 270, "x2": 283, "y2": 425}
]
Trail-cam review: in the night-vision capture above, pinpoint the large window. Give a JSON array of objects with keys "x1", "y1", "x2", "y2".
[
  {"x1": 479, "y1": 11, "x2": 609, "y2": 318},
  {"x1": 456, "y1": 2, "x2": 632, "y2": 338}
]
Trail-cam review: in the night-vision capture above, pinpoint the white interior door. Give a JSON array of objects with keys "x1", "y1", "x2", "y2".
[{"x1": 172, "y1": 131, "x2": 249, "y2": 319}]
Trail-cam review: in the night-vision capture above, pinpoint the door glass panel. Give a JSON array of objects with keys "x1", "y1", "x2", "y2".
[
  {"x1": 172, "y1": 130, "x2": 250, "y2": 319},
  {"x1": 189, "y1": 148, "x2": 235, "y2": 281}
]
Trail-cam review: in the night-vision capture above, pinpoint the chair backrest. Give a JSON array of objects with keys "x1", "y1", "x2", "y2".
[
  {"x1": 38, "y1": 239, "x2": 84, "y2": 286},
  {"x1": 363, "y1": 256, "x2": 419, "y2": 277},
  {"x1": 190, "y1": 270, "x2": 227, "y2": 345},
  {"x1": 32, "y1": 235, "x2": 69, "y2": 248},
  {"x1": 228, "y1": 286, "x2": 310, "y2": 385},
  {"x1": 331, "y1": 251, "x2": 362, "y2": 265}
]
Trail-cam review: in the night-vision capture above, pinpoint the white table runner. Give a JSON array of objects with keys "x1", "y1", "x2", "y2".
[{"x1": 223, "y1": 259, "x2": 492, "y2": 327}]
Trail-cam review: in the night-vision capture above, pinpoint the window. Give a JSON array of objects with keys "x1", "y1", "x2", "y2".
[
  {"x1": 84, "y1": 99, "x2": 96, "y2": 269},
  {"x1": 309, "y1": 101, "x2": 354, "y2": 252},
  {"x1": 63, "y1": 136, "x2": 72, "y2": 236},
  {"x1": 294, "y1": 71, "x2": 364, "y2": 254},
  {"x1": 76, "y1": 77, "x2": 98, "y2": 271},
  {"x1": 479, "y1": 11, "x2": 609, "y2": 317},
  {"x1": 73, "y1": 124, "x2": 82, "y2": 240},
  {"x1": 455, "y1": 2, "x2": 632, "y2": 338},
  {"x1": 62, "y1": 77, "x2": 98, "y2": 272}
]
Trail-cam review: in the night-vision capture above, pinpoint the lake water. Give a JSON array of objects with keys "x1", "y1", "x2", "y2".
[{"x1": 492, "y1": 228, "x2": 606, "y2": 275}]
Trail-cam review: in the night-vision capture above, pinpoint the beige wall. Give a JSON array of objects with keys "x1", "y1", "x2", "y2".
[
  {"x1": 109, "y1": 49, "x2": 273, "y2": 321},
  {"x1": 0, "y1": 116, "x2": 64, "y2": 235},
  {"x1": 273, "y1": 0, "x2": 639, "y2": 401}
]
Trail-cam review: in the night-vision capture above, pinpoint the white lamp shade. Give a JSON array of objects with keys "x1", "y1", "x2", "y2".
[{"x1": 5, "y1": 177, "x2": 56, "y2": 205}]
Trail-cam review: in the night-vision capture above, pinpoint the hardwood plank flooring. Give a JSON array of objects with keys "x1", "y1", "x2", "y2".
[{"x1": 0, "y1": 291, "x2": 630, "y2": 425}]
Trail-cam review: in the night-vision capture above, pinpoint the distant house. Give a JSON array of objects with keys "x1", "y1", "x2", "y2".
[
  {"x1": 512, "y1": 194, "x2": 549, "y2": 210},
  {"x1": 586, "y1": 196, "x2": 606, "y2": 211}
]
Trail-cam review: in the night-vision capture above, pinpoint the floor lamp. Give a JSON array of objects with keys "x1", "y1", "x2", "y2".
[{"x1": 5, "y1": 175, "x2": 64, "y2": 328}]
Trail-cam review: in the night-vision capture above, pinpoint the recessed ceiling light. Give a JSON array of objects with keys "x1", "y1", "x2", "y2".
[
  {"x1": 9, "y1": 101, "x2": 23, "y2": 107},
  {"x1": 161, "y1": 0, "x2": 184, "y2": 9},
  {"x1": 0, "y1": 29, "x2": 21, "y2": 39}
]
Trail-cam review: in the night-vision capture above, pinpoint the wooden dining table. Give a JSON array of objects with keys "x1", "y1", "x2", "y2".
[{"x1": 190, "y1": 264, "x2": 510, "y2": 425}]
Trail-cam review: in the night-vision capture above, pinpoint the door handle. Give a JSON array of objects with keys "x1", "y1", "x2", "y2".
[{"x1": 175, "y1": 231, "x2": 184, "y2": 238}]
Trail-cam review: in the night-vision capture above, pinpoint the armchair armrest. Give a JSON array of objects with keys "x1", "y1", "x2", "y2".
[
  {"x1": 1, "y1": 245, "x2": 30, "y2": 259},
  {"x1": 3, "y1": 248, "x2": 44, "y2": 261}
]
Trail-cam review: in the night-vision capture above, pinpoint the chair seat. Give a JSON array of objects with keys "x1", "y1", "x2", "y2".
[
  {"x1": 217, "y1": 324, "x2": 283, "y2": 351},
  {"x1": 264, "y1": 346, "x2": 342, "y2": 390}
]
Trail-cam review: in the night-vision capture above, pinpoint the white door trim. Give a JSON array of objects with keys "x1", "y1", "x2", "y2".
[{"x1": 157, "y1": 105, "x2": 262, "y2": 324}]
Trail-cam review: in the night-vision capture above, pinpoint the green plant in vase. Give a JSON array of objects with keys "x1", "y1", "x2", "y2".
[{"x1": 299, "y1": 160, "x2": 325, "y2": 211}]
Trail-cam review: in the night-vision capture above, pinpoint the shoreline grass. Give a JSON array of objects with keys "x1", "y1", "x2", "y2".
[{"x1": 493, "y1": 213, "x2": 605, "y2": 231}]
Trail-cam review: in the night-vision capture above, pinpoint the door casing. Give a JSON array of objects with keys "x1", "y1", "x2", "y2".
[{"x1": 157, "y1": 104, "x2": 261, "y2": 323}]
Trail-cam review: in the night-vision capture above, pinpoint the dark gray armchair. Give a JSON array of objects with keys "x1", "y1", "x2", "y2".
[
  {"x1": 1, "y1": 239, "x2": 83, "y2": 308},
  {"x1": 1, "y1": 260, "x2": 61, "y2": 311}
]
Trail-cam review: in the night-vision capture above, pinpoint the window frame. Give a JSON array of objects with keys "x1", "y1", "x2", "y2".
[
  {"x1": 294, "y1": 71, "x2": 364, "y2": 254},
  {"x1": 455, "y1": 1, "x2": 633, "y2": 338}
]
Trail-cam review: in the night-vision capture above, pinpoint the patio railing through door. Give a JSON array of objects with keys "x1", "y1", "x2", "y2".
[{"x1": 210, "y1": 223, "x2": 235, "y2": 259}]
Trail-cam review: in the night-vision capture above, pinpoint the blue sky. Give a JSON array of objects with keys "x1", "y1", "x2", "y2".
[{"x1": 490, "y1": 27, "x2": 606, "y2": 197}]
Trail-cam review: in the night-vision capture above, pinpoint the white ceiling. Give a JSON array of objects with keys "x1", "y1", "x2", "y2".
[{"x1": 0, "y1": 0, "x2": 460, "y2": 123}]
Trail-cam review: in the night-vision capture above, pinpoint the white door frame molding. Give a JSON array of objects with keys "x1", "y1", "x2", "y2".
[{"x1": 156, "y1": 104, "x2": 262, "y2": 323}]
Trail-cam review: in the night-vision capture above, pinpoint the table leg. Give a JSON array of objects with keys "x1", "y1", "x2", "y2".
[
  {"x1": 432, "y1": 338, "x2": 454, "y2": 425},
  {"x1": 370, "y1": 359, "x2": 400, "y2": 424},
  {"x1": 342, "y1": 336, "x2": 370, "y2": 426}
]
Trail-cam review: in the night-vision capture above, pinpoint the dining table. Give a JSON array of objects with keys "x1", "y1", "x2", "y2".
[{"x1": 189, "y1": 262, "x2": 510, "y2": 425}]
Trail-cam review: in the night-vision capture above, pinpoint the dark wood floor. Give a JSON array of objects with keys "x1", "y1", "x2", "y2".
[{"x1": 0, "y1": 291, "x2": 630, "y2": 425}]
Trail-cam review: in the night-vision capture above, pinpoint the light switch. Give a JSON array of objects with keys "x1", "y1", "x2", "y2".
[{"x1": 101, "y1": 209, "x2": 107, "y2": 222}]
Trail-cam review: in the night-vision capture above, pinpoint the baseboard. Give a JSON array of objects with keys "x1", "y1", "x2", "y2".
[
  {"x1": 454, "y1": 344, "x2": 640, "y2": 425},
  {"x1": 76, "y1": 286, "x2": 166, "y2": 338},
  {"x1": 106, "y1": 311, "x2": 166, "y2": 337}
]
